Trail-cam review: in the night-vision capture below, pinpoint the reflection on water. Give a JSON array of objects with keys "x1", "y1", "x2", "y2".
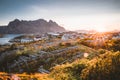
[{"x1": 0, "y1": 34, "x2": 22, "y2": 45}]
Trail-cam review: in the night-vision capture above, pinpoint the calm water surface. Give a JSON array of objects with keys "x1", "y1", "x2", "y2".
[{"x1": 0, "y1": 34, "x2": 22, "y2": 45}]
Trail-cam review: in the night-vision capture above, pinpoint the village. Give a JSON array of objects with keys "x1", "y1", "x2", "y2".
[{"x1": 8, "y1": 31, "x2": 120, "y2": 46}]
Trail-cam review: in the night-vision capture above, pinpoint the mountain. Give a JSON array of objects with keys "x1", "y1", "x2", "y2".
[{"x1": 0, "y1": 19, "x2": 66, "y2": 34}]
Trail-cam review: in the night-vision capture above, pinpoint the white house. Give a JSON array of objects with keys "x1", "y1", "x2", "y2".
[{"x1": 61, "y1": 34, "x2": 71, "y2": 40}]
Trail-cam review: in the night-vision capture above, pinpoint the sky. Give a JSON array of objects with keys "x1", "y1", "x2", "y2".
[{"x1": 0, "y1": 0, "x2": 120, "y2": 31}]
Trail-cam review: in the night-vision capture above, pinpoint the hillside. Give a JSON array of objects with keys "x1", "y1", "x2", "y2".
[
  {"x1": 0, "y1": 42, "x2": 120, "y2": 80},
  {"x1": 0, "y1": 37, "x2": 120, "y2": 80},
  {"x1": 0, "y1": 39, "x2": 98, "y2": 73},
  {"x1": 0, "y1": 19, "x2": 66, "y2": 34}
]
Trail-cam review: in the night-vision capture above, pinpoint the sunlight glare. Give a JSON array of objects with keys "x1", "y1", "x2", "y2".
[{"x1": 95, "y1": 27, "x2": 107, "y2": 32}]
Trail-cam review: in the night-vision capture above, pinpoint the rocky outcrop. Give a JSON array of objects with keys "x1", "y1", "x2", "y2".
[{"x1": 0, "y1": 19, "x2": 66, "y2": 34}]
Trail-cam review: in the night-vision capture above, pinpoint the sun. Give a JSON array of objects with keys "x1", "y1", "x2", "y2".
[{"x1": 95, "y1": 27, "x2": 107, "y2": 32}]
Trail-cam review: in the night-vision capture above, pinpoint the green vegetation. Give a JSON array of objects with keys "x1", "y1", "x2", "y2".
[
  {"x1": 50, "y1": 59, "x2": 88, "y2": 80},
  {"x1": 49, "y1": 51, "x2": 120, "y2": 80},
  {"x1": 79, "y1": 38, "x2": 120, "y2": 51},
  {"x1": 0, "y1": 51, "x2": 120, "y2": 80},
  {"x1": 0, "y1": 37, "x2": 120, "y2": 80},
  {"x1": 81, "y1": 51, "x2": 120, "y2": 80},
  {"x1": 104, "y1": 39, "x2": 120, "y2": 51}
]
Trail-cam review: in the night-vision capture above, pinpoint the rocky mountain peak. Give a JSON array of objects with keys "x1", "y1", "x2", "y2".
[{"x1": 0, "y1": 19, "x2": 66, "y2": 34}]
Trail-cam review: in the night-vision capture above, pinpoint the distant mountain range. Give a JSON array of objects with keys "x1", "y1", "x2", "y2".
[
  {"x1": 75, "y1": 30, "x2": 96, "y2": 33},
  {"x1": 0, "y1": 19, "x2": 66, "y2": 34}
]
